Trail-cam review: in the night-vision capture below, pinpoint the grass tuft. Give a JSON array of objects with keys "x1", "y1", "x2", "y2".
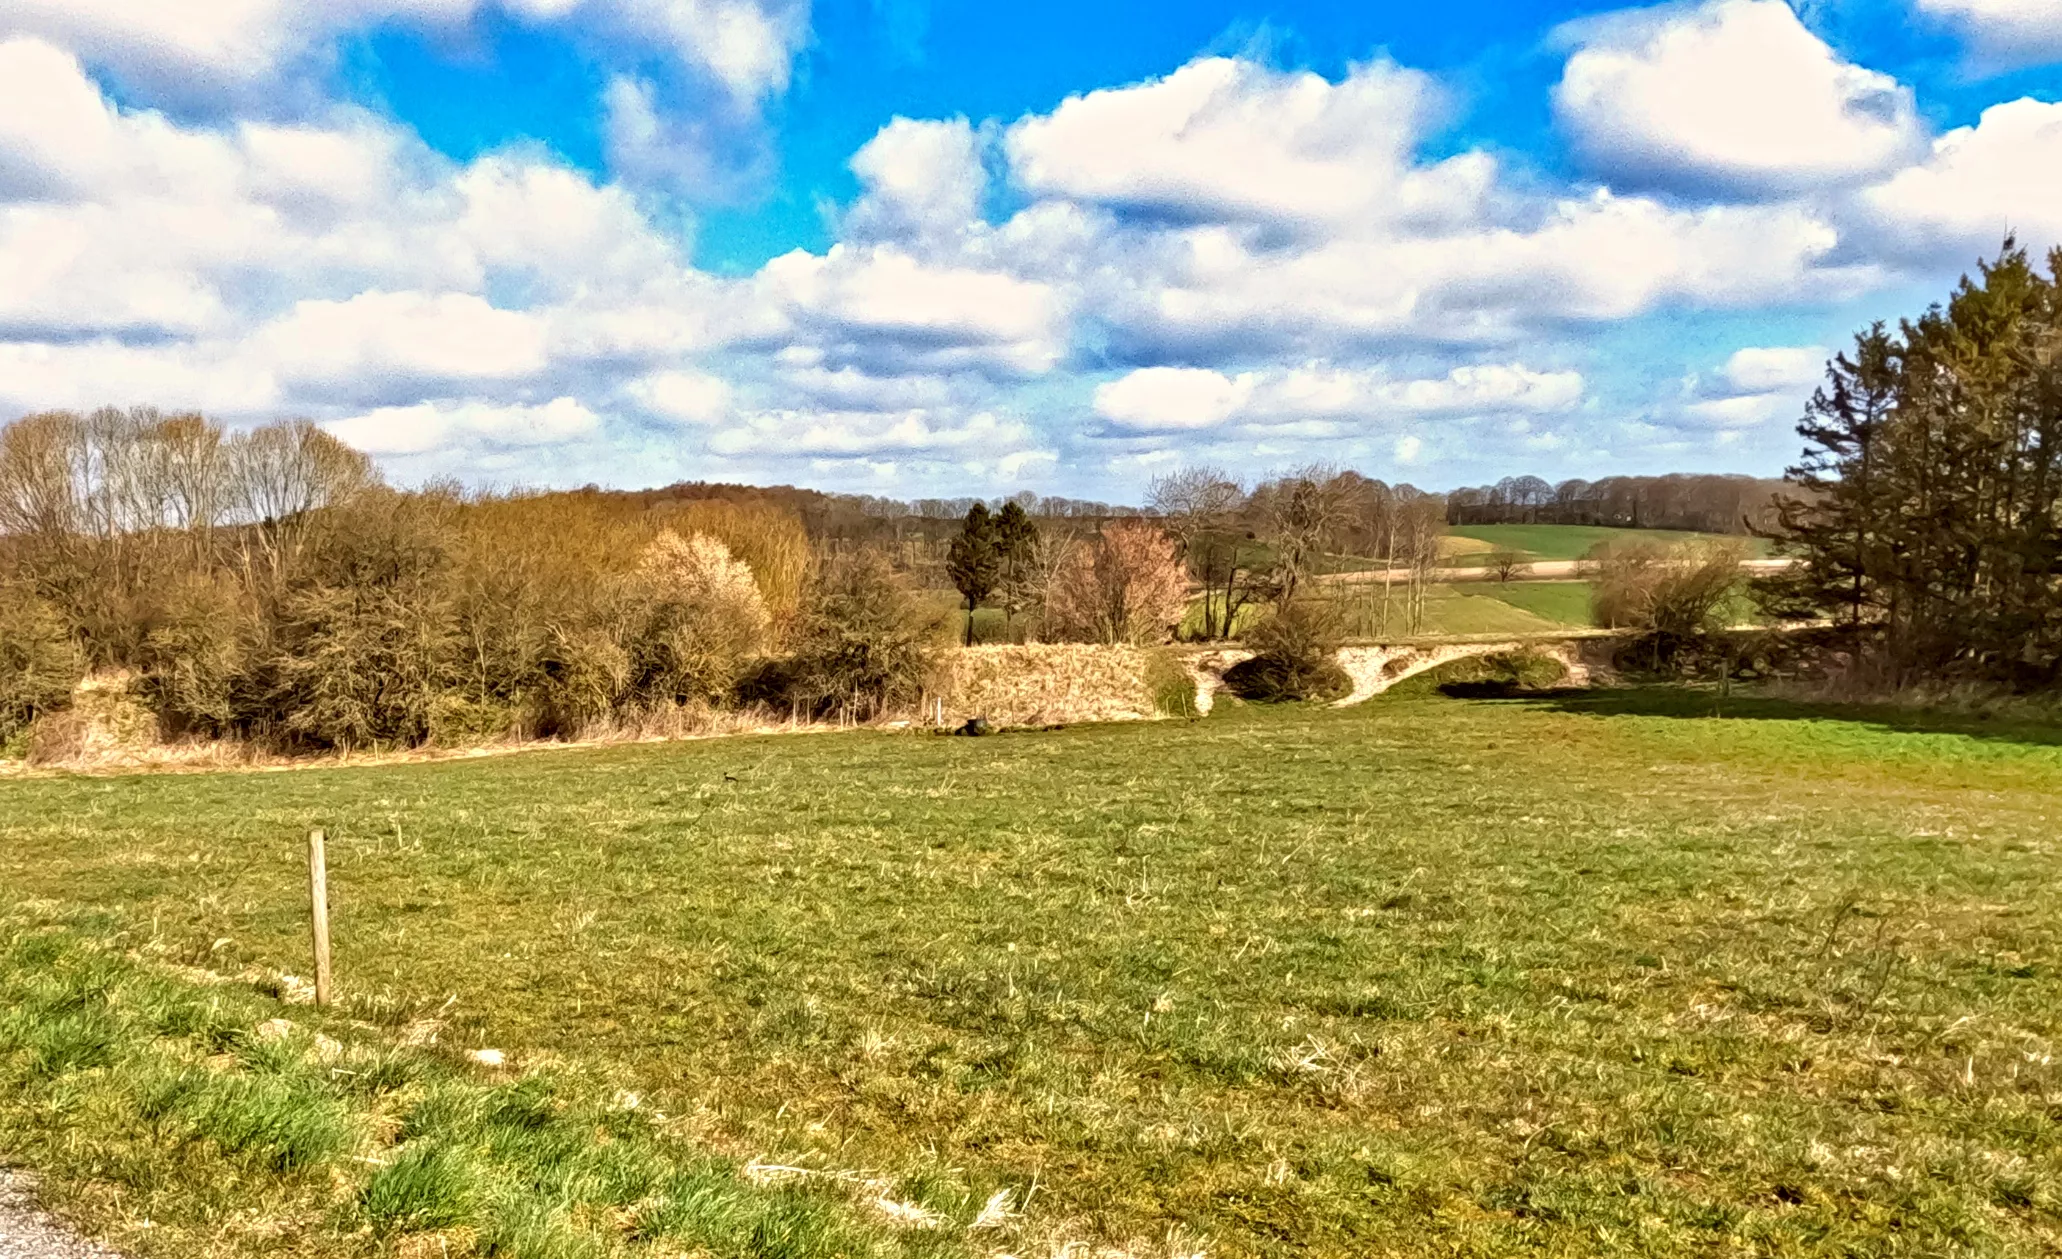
[{"x1": 361, "y1": 1143, "x2": 479, "y2": 1233}]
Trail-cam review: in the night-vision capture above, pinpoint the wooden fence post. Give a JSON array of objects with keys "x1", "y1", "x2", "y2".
[{"x1": 308, "y1": 828, "x2": 332, "y2": 1007}]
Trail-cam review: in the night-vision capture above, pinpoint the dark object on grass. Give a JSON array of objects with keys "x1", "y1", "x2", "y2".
[{"x1": 958, "y1": 716, "x2": 996, "y2": 737}]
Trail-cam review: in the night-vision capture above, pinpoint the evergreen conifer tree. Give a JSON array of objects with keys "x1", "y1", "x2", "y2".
[{"x1": 946, "y1": 503, "x2": 1000, "y2": 646}]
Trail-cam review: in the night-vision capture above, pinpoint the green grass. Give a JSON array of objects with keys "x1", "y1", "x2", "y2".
[
  {"x1": 4, "y1": 693, "x2": 2061, "y2": 1257},
  {"x1": 0, "y1": 917, "x2": 964, "y2": 1259},
  {"x1": 1445, "y1": 525, "x2": 1774, "y2": 565},
  {"x1": 1326, "y1": 583, "x2": 1575, "y2": 638},
  {"x1": 1193, "y1": 585, "x2": 1574, "y2": 641},
  {"x1": 1478, "y1": 580, "x2": 1596, "y2": 627}
]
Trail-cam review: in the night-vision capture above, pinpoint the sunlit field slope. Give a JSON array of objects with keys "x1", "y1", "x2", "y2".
[
  {"x1": 1445, "y1": 525, "x2": 1776, "y2": 564},
  {"x1": 4, "y1": 692, "x2": 2059, "y2": 1257}
]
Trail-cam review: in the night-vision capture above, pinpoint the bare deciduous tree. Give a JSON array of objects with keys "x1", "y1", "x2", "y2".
[
  {"x1": 1394, "y1": 491, "x2": 1447, "y2": 635},
  {"x1": 231, "y1": 419, "x2": 376, "y2": 585},
  {"x1": 0, "y1": 412, "x2": 85, "y2": 541},
  {"x1": 1148, "y1": 466, "x2": 1245, "y2": 638},
  {"x1": 1254, "y1": 464, "x2": 1347, "y2": 608},
  {"x1": 1048, "y1": 520, "x2": 1188, "y2": 645}
]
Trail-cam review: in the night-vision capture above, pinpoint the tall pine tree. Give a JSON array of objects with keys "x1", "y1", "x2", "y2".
[
  {"x1": 991, "y1": 500, "x2": 1039, "y2": 639},
  {"x1": 946, "y1": 503, "x2": 1000, "y2": 647}
]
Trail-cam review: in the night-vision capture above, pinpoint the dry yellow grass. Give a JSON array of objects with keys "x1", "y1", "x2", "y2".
[{"x1": 942, "y1": 644, "x2": 1161, "y2": 725}]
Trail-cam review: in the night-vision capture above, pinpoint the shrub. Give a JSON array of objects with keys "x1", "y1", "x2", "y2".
[
  {"x1": 1224, "y1": 603, "x2": 1351, "y2": 702},
  {"x1": 0, "y1": 586, "x2": 85, "y2": 747},
  {"x1": 744, "y1": 550, "x2": 943, "y2": 720},
  {"x1": 1592, "y1": 539, "x2": 1747, "y2": 674},
  {"x1": 270, "y1": 583, "x2": 461, "y2": 750},
  {"x1": 426, "y1": 694, "x2": 521, "y2": 747},
  {"x1": 1143, "y1": 649, "x2": 1200, "y2": 718},
  {"x1": 1592, "y1": 539, "x2": 1745, "y2": 634},
  {"x1": 139, "y1": 571, "x2": 261, "y2": 736},
  {"x1": 265, "y1": 491, "x2": 465, "y2": 750},
  {"x1": 625, "y1": 532, "x2": 771, "y2": 704},
  {"x1": 652, "y1": 500, "x2": 811, "y2": 633},
  {"x1": 527, "y1": 626, "x2": 632, "y2": 738}
]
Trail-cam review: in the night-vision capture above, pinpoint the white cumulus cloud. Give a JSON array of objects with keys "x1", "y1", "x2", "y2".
[
  {"x1": 0, "y1": 0, "x2": 807, "y2": 106},
  {"x1": 1555, "y1": 0, "x2": 1924, "y2": 195},
  {"x1": 761, "y1": 245, "x2": 1066, "y2": 375},
  {"x1": 1093, "y1": 367, "x2": 1254, "y2": 431},
  {"x1": 1094, "y1": 363, "x2": 1583, "y2": 431},
  {"x1": 257, "y1": 291, "x2": 551, "y2": 397},
  {"x1": 845, "y1": 117, "x2": 987, "y2": 248},
  {"x1": 1674, "y1": 344, "x2": 1828, "y2": 429},
  {"x1": 707, "y1": 407, "x2": 1036, "y2": 458},
  {"x1": 625, "y1": 369, "x2": 734, "y2": 425},
  {"x1": 1721, "y1": 345, "x2": 1826, "y2": 393},
  {"x1": 1857, "y1": 97, "x2": 2062, "y2": 262},
  {"x1": 1007, "y1": 56, "x2": 1492, "y2": 232},
  {"x1": 326, "y1": 396, "x2": 601, "y2": 456}
]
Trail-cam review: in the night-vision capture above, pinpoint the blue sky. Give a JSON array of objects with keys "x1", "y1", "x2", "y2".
[
  {"x1": 0, "y1": 0, "x2": 2058, "y2": 499},
  {"x1": 343, "y1": 0, "x2": 2047, "y2": 271}
]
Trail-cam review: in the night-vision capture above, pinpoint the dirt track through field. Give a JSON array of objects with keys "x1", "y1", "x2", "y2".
[
  {"x1": 1325, "y1": 556, "x2": 1798, "y2": 585},
  {"x1": 0, "y1": 1173, "x2": 121, "y2": 1259}
]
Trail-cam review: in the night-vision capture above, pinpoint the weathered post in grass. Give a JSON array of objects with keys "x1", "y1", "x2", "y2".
[{"x1": 308, "y1": 827, "x2": 332, "y2": 1007}]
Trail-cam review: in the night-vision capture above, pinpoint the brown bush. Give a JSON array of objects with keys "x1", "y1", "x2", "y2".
[
  {"x1": 653, "y1": 499, "x2": 812, "y2": 633},
  {"x1": 269, "y1": 582, "x2": 461, "y2": 750},
  {"x1": 744, "y1": 549, "x2": 944, "y2": 720},
  {"x1": 139, "y1": 571, "x2": 262, "y2": 736},
  {"x1": 445, "y1": 490, "x2": 649, "y2": 724},
  {"x1": 1224, "y1": 601, "x2": 1350, "y2": 702},
  {"x1": 1592, "y1": 539, "x2": 1745, "y2": 634},
  {"x1": 0, "y1": 586, "x2": 86, "y2": 747},
  {"x1": 1591, "y1": 539, "x2": 1748, "y2": 674},
  {"x1": 1046, "y1": 520, "x2": 1189, "y2": 645},
  {"x1": 266, "y1": 490, "x2": 463, "y2": 750},
  {"x1": 625, "y1": 531, "x2": 771, "y2": 704},
  {"x1": 526, "y1": 625, "x2": 632, "y2": 738}
]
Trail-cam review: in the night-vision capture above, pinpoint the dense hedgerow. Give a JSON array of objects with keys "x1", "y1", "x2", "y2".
[
  {"x1": 0, "y1": 411, "x2": 958, "y2": 753},
  {"x1": 741, "y1": 550, "x2": 948, "y2": 721}
]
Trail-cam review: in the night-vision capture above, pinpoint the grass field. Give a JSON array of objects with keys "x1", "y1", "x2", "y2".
[
  {"x1": 1445, "y1": 525, "x2": 1775, "y2": 565},
  {"x1": 5, "y1": 689, "x2": 2060, "y2": 1257},
  {"x1": 1325, "y1": 582, "x2": 1592, "y2": 638},
  {"x1": 1477, "y1": 580, "x2": 1596, "y2": 627}
]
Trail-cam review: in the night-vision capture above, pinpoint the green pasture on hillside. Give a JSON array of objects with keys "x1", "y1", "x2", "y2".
[
  {"x1": 1476, "y1": 578, "x2": 1596, "y2": 627},
  {"x1": 1445, "y1": 525, "x2": 1775, "y2": 565},
  {"x1": 1316, "y1": 580, "x2": 1594, "y2": 639},
  {"x1": 4, "y1": 688, "x2": 2059, "y2": 1258}
]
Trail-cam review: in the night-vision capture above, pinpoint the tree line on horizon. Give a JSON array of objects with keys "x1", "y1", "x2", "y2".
[{"x1": 1446, "y1": 473, "x2": 1788, "y2": 534}]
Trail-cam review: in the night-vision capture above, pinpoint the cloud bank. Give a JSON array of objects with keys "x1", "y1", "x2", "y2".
[{"x1": 0, "y1": 0, "x2": 2058, "y2": 495}]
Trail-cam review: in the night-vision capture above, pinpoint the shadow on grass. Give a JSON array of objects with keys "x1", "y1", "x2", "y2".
[{"x1": 1446, "y1": 683, "x2": 2062, "y2": 750}]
